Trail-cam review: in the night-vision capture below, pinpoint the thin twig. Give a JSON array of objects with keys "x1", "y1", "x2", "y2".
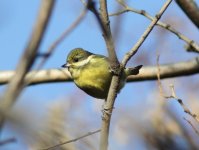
[
  {"x1": 41, "y1": 129, "x2": 100, "y2": 150},
  {"x1": 156, "y1": 58, "x2": 199, "y2": 135},
  {"x1": 166, "y1": 84, "x2": 199, "y2": 123},
  {"x1": 184, "y1": 117, "x2": 199, "y2": 136},
  {"x1": 156, "y1": 54, "x2": 164, "y2": 97},
  {"x1": 121, "y1": 0, "x2": 173, "y2": 67},
  {"x1": 111, "y1": 0, "x2": 199, "y2": 53},
  {"x1": 155, "y1": 53, "x2": 199, "y2": 140}
]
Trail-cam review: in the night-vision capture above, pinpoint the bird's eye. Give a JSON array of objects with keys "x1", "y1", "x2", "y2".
[{"x1": 73, "y1": 57, "x2": 79, "y2": 62}]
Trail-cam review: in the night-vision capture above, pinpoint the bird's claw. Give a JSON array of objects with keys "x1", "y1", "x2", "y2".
[{"x1": 108, "y1": 66, "x2": 121, "y2": 76}]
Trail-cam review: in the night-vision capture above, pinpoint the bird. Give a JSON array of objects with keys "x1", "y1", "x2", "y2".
[{"x1": 62, "y1": 48, "x2": 142, "y2": 99}]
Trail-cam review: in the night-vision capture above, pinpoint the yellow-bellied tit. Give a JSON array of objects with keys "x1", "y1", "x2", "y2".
[{"x1": 62, "y1": 48, "x2": 142, "y2": 99}]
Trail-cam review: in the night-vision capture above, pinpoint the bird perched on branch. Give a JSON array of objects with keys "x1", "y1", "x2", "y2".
[{"x1": 62, "y1": 48, "x2": 142, "y2": 99}]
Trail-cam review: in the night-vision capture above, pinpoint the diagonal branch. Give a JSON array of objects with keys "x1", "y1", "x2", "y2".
[
  {"x1": 41, "y1": 129, "x2": 100, "y2": 150},
  {"x1": 24, "y1": 0, "x2": 91, "y2": 86},
  {"x1": 184, "y1": 117, "x2": 199, "y2": 136},
  {"x1": 175, "y1": 0, "x2": 199, "y2": 28},
  {"x1": 166, "y1": 85, "x2": 199, "y2": 123},
  {"x1": 0, "y1": 0, "x2": 55, "y2": 135},
  {"x1": 0, "y1": 0, "x2": 55, "y2": 109},
  {"x1": 34, "y1": 0, "x2": 90, "y2": 70},
  {"x1": 111, "y1": 0, "x2": 199, "y2": 53},
  {"x1": 121, "y1": 0, "x2": 173, "y2": 67}
]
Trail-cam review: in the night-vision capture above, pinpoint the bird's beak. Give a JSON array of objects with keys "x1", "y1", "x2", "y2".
[{"x1": 61, "y1": 63, "x2": 71, "y2": 68}]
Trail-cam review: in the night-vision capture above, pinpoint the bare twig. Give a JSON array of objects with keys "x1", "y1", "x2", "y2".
[
  {"x1": 156, "y1": 54, "x2": 164, "y2": 97},
  {"x1": 184, "y1": 117, "x2": 199, "y2": 136},
  {"x1": 166, "y1": 84, "x2": 199, "y2": 123},
  {"x1": 175, "y1": 0, "x2": 199, "y2": 28},
  {"x1": 41, "y1": 129, "x2": 100, "y2": 150},
  {"x1": 156, "y1": 56, "x2": 199, "y2": 135},
  {"x1": 121, "y1": 0, "x2": 173, "y2": 67},
  {"x1": 111, "y1": 0, "x2": 199, "y2": 53}
]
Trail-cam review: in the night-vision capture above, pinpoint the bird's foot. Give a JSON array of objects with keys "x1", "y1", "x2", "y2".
[{"x1": 108, "y1": 64, "x2": 121, "y2": 76}]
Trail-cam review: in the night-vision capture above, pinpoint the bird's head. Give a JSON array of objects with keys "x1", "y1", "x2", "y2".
[{"x1": 62, "y1": 48, "x2": 93, "y2": 69}]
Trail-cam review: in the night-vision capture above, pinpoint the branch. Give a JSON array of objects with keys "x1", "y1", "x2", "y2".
[
  {"x1": 0, "y1": 69, "x2": 71, "y2": 85},
  {"x1": 166, "y1": 85, "x2": 199, "y2": 123},
  {"x1": 99, "y1": 0, "x2": 172, "y2": 150},
  {"x1": 98, "y1": 0, "x2": 121, "y2": 149},
  {"x1": 1, "y1": 56, "x2": 198, "y2": 85},
  {"x1": 41, "y1": 129, "x2": 100, "y2": 150},
  {"x1": 154, "y1": 53, "x2": 199, "y2": 137},
  {"x1": 111, "y1": 0, "x2": 199, "y2": 53},
  {"x1": 164, "y1": 85, "x2": 199, "y2": 136},
  {"x1": 0, "y1": 0, "x2": 55, "y2": 109},
  {"x1": 23, "y1": 0, "x2": 92, "y2": 89},
  {"x1": 34, "y1": 0, "x2": 89, "y2": 72},
  {"x1": 0, "y1": 0, "x2": 55, "y2": 136},
  {"x1": 99, "y1": 0, "x2": 118, "y2": 64},
  {"x1": 175, "y1": 0, "x2": 199, "y2": 28},
  {"x1": 121, "y1": 0, "x2": 173, "y2": 67},
  {"x1": 184, "y1": 117, "x2": 199, "y2": 136},
  {"x1": 99, "y1": 0, "x2": 121, "y2": 149},
  {"x1": 128, "y1": 56, "x2": 199, "y2": 81}
]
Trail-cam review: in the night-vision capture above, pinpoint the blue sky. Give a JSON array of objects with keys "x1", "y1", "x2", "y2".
[{"x1": 0, "y1": 0, "x2": 199, "y2": 149}]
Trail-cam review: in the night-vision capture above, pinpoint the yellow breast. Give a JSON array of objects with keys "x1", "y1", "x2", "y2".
[{"x1": 69, "y1": 56, "x2": 112, "y2": 99}]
